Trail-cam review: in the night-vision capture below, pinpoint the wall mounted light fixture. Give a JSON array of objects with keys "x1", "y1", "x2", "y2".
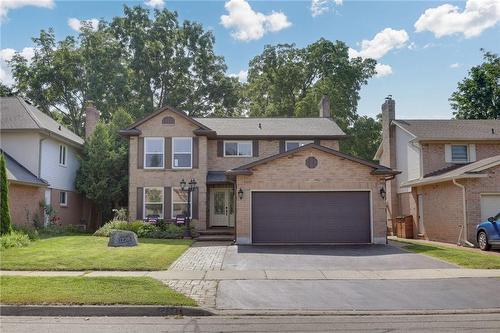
[
  {"x1": 238, "y1": 188, "x2": 244, "y2": 200},
  {"x1": 379, "y1": 187, "x2": 386, "y2": 200}
]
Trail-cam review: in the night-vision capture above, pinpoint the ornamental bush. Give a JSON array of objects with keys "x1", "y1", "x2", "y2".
[
  {"x1": 94, "y1": 220, "x2": 186, "y2": 239},
  {"x1": 0, "y1": 230, "x2": 31, "y2": 249},
  {"x1": 0, "y1": 154, "x2": 12, "y2": 235}
]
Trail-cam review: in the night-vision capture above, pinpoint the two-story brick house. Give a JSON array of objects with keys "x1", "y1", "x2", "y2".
[
  {"x1": 375, "y1": 96, "x2": 500, "y2": 245},
  {"x1": 121, "y1": 97, "x2": 399, "y2": 244}
]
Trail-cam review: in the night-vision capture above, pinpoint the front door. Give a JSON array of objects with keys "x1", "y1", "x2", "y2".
[{"x1": 210, "y1": 188, "x2": 235, "y2": 227}]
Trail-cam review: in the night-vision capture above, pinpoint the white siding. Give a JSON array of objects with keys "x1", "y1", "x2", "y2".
[
  {"x1": 0, "y1": 132, "x2": 41, "y2": 175},
  {"x1": 40, "y1": 137, "x2": 80, "y2": 191},
  {"x1": 395, "y1": 127, "x2": 421, "y2": 193}
]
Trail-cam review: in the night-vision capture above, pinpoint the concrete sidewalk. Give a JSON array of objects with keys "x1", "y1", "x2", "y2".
[{"x1": 2, "y1": 268, "x2": 500, "y2": 280}]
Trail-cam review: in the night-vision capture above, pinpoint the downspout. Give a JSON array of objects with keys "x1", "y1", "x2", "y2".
[{"x1": 452, "y1": 179, "x2": 474, "y2": 247}]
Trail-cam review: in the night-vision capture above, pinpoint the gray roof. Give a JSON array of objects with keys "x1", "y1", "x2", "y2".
[
  {"x1": 1, "y1": 149, "x2": 48, "y2": 187},
  {"x1": 1, "y1": 96, "x2": 84, "y2": 146},
  {"x1": 193, "y1": 117, "x2": 345, "y2": 138},
  {"x1": 394, "y1": 119, "x2": 500, "y2": 141}
]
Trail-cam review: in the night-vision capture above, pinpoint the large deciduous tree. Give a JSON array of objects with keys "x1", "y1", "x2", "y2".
[
  {"x1": 341, "y1": 115, "x2": 382, "y2": 162},
  {"x1": 451, "y1": 50, "x2": 499, "y2": 120}
]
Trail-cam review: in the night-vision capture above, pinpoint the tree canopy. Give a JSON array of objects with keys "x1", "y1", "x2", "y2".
[
  {"x1": 451, "y1": 50, "x2": 500, "y2": 120},
  {"x1": 341, "y1": 115, "x2": 382, "y2": 162}
]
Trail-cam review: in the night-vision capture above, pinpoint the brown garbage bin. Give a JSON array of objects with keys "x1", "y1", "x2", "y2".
[{"x1": 395, "y1": 215, "x2": 413, "y2": 239}]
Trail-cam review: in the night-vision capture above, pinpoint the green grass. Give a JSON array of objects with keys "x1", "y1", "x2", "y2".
[
  {"x1": 0, "y1": 276, "x2": 196, "y2": 306},
  {"x1": 0, "y1": 236, "x2": 192, "y2": 271},
  {"x1": 398, "y1": 240, "x2": 500, "y2": 269}
]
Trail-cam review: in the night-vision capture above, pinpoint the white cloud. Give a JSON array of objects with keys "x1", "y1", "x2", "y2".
[
  {"x1": 348, "y1": 28, "x2": 409, "y2": 60},
  {"x1": 0, "y1": 47, "x2": 35, "y2": 85},
  {"x1": 450, "y1": 62, "x2": 461, "y2": 69},
  {"x1": 229, "y1": 70, "x2": 248, "y2": 83},
  {"x1": 310, "y1": 0, "x2": 343, "y2": 17},
  {"x1": 144, "y1": 0, "x2": 165, "y2": 9},
  {"x1": 68, "y1": 18, "x2": 99, "y2": 32},
  {"x1": 220, "y1": 0, "x2": 291, "y2": 41},
  {"x1": 375, "y1": 64, "x2": 393, "y2": 78},
  {"x1": 415, "y1": 0, "x2": 500, "y2": 38},
  {"x1": 0, "y1": 0, "x2": 54, "y2": 22}
]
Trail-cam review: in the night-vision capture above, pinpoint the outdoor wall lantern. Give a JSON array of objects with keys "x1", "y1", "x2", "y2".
[
  {"x1": 180, "y1": 178, "x2": 197, "y2": 238},
  {"x1": 238, "y1": 188, "x2": 244, "y2": 200},
  {"x1": 379, "y1": 187, "x2": 386, "y2": 200}
]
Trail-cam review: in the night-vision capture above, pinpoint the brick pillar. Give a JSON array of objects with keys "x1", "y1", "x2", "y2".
[{"x1": 84, "y1": 101, "x2": 100, "y2": 139}]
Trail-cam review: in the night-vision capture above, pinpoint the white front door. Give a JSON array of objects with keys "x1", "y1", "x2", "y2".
[{"x1": 210, "y1": 188, "x2": 235, "y2": 227}]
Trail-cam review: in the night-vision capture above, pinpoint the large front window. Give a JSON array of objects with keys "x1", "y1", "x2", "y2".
[
  {"x1": 172, "y1": 137, "x2": 192, "y2": 168},
  {"x1": 144, "y1": 137, "x2": 164, "y2": 168},
  {"x1": 451, "y1": 145, "x2": 468, "y2": 163},
  {"x1": 285, "y1": 140, "x2": 313, "y2": 151},
  {"x1": 144, "y1": 187, "x2": 163, "y2": 219},
  {"x1": 224, "y1": 141, "x2": 252, "y2": 157},
  {"x1": 172, "y1": 187, "x2": 191, "y2": 219}
]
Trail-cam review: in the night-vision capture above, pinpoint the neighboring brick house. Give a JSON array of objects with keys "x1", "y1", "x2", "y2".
[
  {"x1": 0, "y1": 96, "x2": 97, "y2": 229},
  {"x1": 121, "y1": 97, "x2": 398, "y2": 244},
  {"x1": 375, "y1": 96, "x2": 500, "y2": 245}
]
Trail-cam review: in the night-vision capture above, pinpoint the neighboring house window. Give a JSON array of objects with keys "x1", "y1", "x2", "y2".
[
  {"x1": 285, "y1": 140, "x2": 313, "y2": 151},
  {"x1": 59, "y1": 191, "x2": 67, "y2": 207},
  {"x1": 172, "y1": 187, "x2": 191, "y2": 219},
  {"x1": 451, "y1": 145, "x2": 468, "y2": 163},
  {"x1": 172, "y1": 137, "x2": 192, "y2": 168},
  {"x1": 59, "y1": 145, "x2": 67, "y2": 166},
  {"x1": 144, "y1": 137, "x2": 164, "y2": 169},
  {"x1": 224, "y1": 141, "x2": 252, "y2": 157},
  {"x1": 144, "y1": 187, "x2": 163, "y2": 219}
]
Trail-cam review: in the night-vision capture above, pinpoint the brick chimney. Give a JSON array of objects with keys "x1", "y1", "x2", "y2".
[
  {"x1": 84, "y1": 101, "x2": 100, "y2": 139},
  {"x1": 381, "y1": 95, "x2": 395, "y2": 168},
  {"x1": 319, "y1": 95, "x2": 331, "y2": 118}
]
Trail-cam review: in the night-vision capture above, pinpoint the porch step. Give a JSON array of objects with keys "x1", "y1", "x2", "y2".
[
  {"x1": 196, "y1": 234, "x2": 235, "y2": 242},
  {"x1": 198, "y1": 229, "x2": 235, "y2": 236}
]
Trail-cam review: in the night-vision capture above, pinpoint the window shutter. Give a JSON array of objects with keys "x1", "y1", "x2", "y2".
[
  {"x1": 469, "y1": 144, "x2": 476, "y2": 162},
  {"x1": 136, "y1": 187, "x2": 143, "y2": 220},
  {"x1": 193, "y1": 137, "x2": 199, "y2": 168},
  {"x1": 192, "y1": 187, "x2": 199, "y2": 219},
  {"x1": 279, "y1": 140, "x2": 285, "y2": 153},
  {"x1": 217, "y1": 140, "x2": 224, "y2": 157},
  {"x1": 444, "y1": 144, "x2": 452, "y2": 163},
  {"x1": 137, "y1": 138, "x2": 144, "y2": 169},
  {"x1": 165, "y1": 138, "x2": 172, "y2": 170},
  {"x1": 314, "y1": 139, "x2": 320, "y2": 145},
  {"x1": 164, "y1": 186, "x2": 171, "y2": 220},
  {"x1": 252, "y1": 140, "x2": 259, "y2": 157}
]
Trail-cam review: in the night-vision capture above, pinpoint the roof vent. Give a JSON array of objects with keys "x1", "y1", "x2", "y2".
[
  {"x1": 385, "y1": 94, "x2": 393, "y2": 100},
  {"x1": 258, "y1": 123, "x2": 262, "y2": 129},
  {"x1": 58, "y1": 125, "x2": 61, "y2": 131}
]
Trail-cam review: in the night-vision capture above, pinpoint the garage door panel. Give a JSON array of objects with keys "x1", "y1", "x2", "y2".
[
  {"x1": 481, "y1": 194, "x2": 500, "y2": 221},
  {"x1": 252, "y1": 191, "x2": 371, "y2": 243}
]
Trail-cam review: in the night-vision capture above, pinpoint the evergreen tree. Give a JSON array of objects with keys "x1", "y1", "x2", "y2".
[{"x1": 0, "y1": 154, "x2": 13, "y2": 235}]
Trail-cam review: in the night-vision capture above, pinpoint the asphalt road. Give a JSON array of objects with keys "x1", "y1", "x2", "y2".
[{"x1": 2, "y1": 314, "x2": 500, "y2": 332}]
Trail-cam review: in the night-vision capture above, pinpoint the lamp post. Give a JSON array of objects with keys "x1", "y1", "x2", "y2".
[{"x1": 180, "y1": 178, "x2": 197, "y2": 238}]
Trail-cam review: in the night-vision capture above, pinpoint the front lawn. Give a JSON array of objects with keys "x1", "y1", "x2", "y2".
[
  {"x1": 0, "y1": 236, "x2": 192, "y2": 271},
  {"x1": 0, "y1": 276, "x2": 196, "y2": 306},
  {"x1": 396, "y1": 239, "x2": 500, "y2": 269}
]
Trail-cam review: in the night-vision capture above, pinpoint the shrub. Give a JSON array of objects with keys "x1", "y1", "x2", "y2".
[
  {"x1": 39, "y1": 224, "x2": 87, "y2": 236},
  {"x1": 147, "y1": 224, "x2": 186, "y2": 239},
  {"x1": 94, "y1": 220, "x2": 186, "y2": 239},
  {"x1": 13, "y1": 225, "x2": 39, "y2": 241},
  {"x1": 0, "y1": 230, "x2": 31, "y2": 249},
  {"x1": 0, "y1": 154, "x2": 12, "y2": 235}
]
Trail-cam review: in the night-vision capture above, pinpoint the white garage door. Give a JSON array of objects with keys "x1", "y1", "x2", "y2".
[{"x1": 480, "y1": 194, "x2": 500, "y2": 221}]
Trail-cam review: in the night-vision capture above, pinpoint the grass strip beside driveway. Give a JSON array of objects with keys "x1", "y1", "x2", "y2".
[
  {"x1": 0, "y1": 236, "x2": 192, "y2": 271},
  {"x1": 397, "y1": 239, "x2": 500, "y2": 269},
  {"x1": 0, "y1": 276, "x2": 196, "y2": 306}
]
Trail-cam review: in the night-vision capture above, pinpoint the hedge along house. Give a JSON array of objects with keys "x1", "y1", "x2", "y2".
[{"x1": 121, "y1": 97, "x2": 399, "y2": 244}]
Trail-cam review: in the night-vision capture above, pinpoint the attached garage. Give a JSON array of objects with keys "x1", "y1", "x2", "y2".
[
  {"x1": 252, "y1": 191, "x2": 371, "y2": 243},
  {"x1": 481, "y1": 194, "x2": 500, "y2": 221}
]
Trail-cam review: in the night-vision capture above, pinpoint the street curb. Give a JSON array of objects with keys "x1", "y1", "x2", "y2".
[
  {"x1": 213, "y1": 308, "x2": 500, "y2": 316},
  {"x1": 0, "y1": 305, "x2": 214, "y2": 317}
]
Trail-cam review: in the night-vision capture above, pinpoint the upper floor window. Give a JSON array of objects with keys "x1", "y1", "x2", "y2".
[
  {"x1": 173, "y1": 137, "x2": 192, "y2": 169},
  {"x1": 224, "y1": 141, "x2": 252, "y2": 157},
  {"x1": 285, "y1": 140, "x2": 313, "y2": 151},
  {"x1": 144, "y1": 187, "x2": 163, "y2": 219},
  {"x1": 451, "y1": 145, "x2": 468, "y2": 163},
  {"x1": 144, "y1": 137, "x2": 164, "y2": 169},
  {"x1": 59, "y1": 145, "x2": 67, "y2": 166}
]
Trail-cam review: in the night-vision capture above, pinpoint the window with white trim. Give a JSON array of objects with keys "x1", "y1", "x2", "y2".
[
  {"x1": 224, "y1": 141, "x2": 252, "y2": 157},
  {"x1": 172, "y1": 187, "x2": 191, "y2": 219},
  {"x1": 285, "y1": 140, "x2": 313, "y2": 151},
  {"x1": 59, "y1": 145, "x2": 67, "y2": 166},
  {"x1": 172, "y1": 137, "x2": 192, "y2": 168},
  {"x1": 59, "y1": 191, "x2": 67, "y2": 207},
  {"x1": 143, "y1": 187, "x2": 163, "y2": 219},
  {"x1": 144, "y1": 137, "x2": 164, "y2": 168},
  {"x1": 451, "y1": 144, "x2": 468, "y2": 163}
]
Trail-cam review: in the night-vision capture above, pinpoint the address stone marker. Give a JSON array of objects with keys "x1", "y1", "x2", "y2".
[{"x1": 108, "y1": 230, "x2": 138, "y2": 247}]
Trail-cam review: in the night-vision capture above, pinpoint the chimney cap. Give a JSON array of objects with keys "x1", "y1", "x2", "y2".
[{"x1": 385, "y1": 95, "x2": 393, "y2": 100}]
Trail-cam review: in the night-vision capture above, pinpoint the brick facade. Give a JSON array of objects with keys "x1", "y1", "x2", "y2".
[
  {"x1": 8, "y1": 183, "x2": 45, "y2": 227},
  {"x1": 235, "y1": 147, "x2": 387, "y2": 244},
  {"x1": 49, "y1": 188, "x2": 86, "y2": 227}
]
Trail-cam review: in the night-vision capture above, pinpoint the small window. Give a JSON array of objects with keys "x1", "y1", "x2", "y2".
[
  {"x1": 172, "y1": 137, "x2": 192, "y2": 168},
  {"x1": 162, "y1": 116, "x2": 175, "y2": 125},
  {"x1": 285, "y1": 140, "x2": 313, "y2": 151},
  {"x1": 144, "y1": 187, "x2": 163, "y2": 219},
  {"x1": 451, "y1": 145, "x2": 468, "y2": 163},
  {"x1": 144, "y1": 137, "x2": 164, "y2": 169},
  {"x1": 59, "y1": 145, "x2": 67, "y2": 166},
  {"x1": 224, "y1": 141, "x2": 252, "y2": 157},
  {"x1": 172, "y1": 187, "x2": 192, "y2": 219},
  {"x1": 59, "y1": 191, "x2": 67, "y2": 207}
]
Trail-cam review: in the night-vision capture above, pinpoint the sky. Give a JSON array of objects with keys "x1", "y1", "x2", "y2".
[{"x1": 1, "y1": 0, "x2": 499, "y2": 119}]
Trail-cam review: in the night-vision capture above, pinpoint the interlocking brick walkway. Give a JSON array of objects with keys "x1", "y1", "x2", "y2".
[
  {"x1": 168, "y1": 243, "x2": 228, "y2": 271},
  {"x1": 164, "y1": 280, "x2": 218, "y2": 308}
]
